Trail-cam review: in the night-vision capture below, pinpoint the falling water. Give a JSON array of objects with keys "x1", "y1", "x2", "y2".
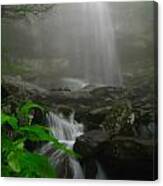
[
  {"x1": 47, "y1": 2, "x2": 122, "y2": 86},
  {"x1": 96, "y1": 161, "x2": 107, "y2": 179},
  {"x1": 3, "y1": 2, "x2": 123, "y2": 88},
  {"x1": 41, "y1": 111, "x2": 84, "y2": 179},
  {"x1": 41, "y1": 111, "x2": 108, "y2": 179}
]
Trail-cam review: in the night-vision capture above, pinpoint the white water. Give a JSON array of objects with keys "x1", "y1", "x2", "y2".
[
  {"x1": 4, "y1": 2, "x2": 122, "y2": 88},
  {"x1": 47, "y1": 112, "x2": 83, "y2": 141},
  {"x1": 41, "y1": 111, "x2": 84, "y2": 179},
  {"x1": 49, "y1": 2, "x2": 122, "y2": 86},
  {"x1": 96, "y1": 161, "x2": 107, "y2": 179},
  {"x1": 41, "y1": 111, "x2": 107, "y2": 179}
]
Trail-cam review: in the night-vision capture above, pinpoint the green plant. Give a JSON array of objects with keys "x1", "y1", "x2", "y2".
[
  {"x1": 1, "y1": 134, "x2": 56, "y2": 178},
  {"x1": 2, "y1": 4, "x2": 53, "y2": 19},
  {"x1": 1, "y1": 100, "x2": 79, "y2": 177},
  {"x1": 102, "y1": 99, "x2": 136, "y2": 136}
]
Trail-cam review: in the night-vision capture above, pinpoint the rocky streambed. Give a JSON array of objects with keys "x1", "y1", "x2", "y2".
[{"x1": 2, "y1": 75, "x2": 157, "y2": 180}]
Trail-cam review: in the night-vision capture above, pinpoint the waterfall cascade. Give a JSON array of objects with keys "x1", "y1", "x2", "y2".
[
  {"x1": 48, "y1": 2, "x2": 122, "y2": 86},
  {"x1": 41, "y1": 111, "x2": 84, "y2": 179},
  {"x1": 4, "y1": 2, "x2": 122, "y2": 87},
  {"x1": 96, "y1": 161, "x2": 107, "y2": 179},
  {"x1": 41, "y1": 111, "x2": 107, "y2": 179}
]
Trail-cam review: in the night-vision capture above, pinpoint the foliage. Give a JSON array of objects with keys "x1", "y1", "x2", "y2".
[
  {"x1": 102, "y1": 98, "x2": 136, "y2": 136},
  {"x1": 1, "y1": 113, "x2": 18, "y2": 130},
  {"x1": 1, "y1": 100, "x2": 79, "y2": 177},
  {"x1": 1, "y1": 133, "x2": 56, "y2": 178},
  {"x1": 19, "y1": 101, "x2": 43, "y2": 116},
  {"x1": 100, "y1": 87, "x2": 154, "y2": 138},
  {"x1": 1, "y1": 61, "x2": 30, "y2": 76},
  {"x1": 2, "y1": 4, "x2": 53, "y2": 19},
  {"x1": 18, "y1": 100, "x2": 44, "y2": 125}
]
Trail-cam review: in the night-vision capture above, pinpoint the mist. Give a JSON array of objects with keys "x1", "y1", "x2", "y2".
[
  {"x1": 1, "y1": 1, "x2": 157, "y2": 180},
  {"x1": 2, "y1": 1, "x2": 154, "y2": 90}
]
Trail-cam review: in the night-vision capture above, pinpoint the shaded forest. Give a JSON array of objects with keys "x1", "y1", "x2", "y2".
[{"x1": 1, "y1": 2, "x2": 158, "y2": 180}]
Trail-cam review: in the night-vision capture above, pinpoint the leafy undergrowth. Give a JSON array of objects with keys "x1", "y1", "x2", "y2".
[{"x1": 1, "y1": 100, "x2": 79, "y2": 178}]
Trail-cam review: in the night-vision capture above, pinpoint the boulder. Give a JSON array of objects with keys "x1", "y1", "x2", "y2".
[
  {"x1": 74, "y1": 130, "x2": 109, "y2": 158},
  {"x1": 97, "y1": 136, "x2": 156, "y2": 180},
  {"x1": 74, "y1": 130, "x2": 109, "y2": 178},
  {"x1": 74, "y1": 129, "x2": 156, "y2": 180},
  {"x1": 82, "y1": 158, "x2": 97, "y2": 179}
]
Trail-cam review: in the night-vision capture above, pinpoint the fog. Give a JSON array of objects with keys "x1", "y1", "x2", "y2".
[{"x1": 2, "y1": 2, "x2": 154, "y2": 89}]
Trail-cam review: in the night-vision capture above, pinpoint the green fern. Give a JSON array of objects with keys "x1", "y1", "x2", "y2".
[{"x1": 1, "y1": 100, "x2": 80, "y2": 177}]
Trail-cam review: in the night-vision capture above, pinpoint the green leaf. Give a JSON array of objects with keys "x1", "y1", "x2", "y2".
[
  {"x1": 51, "y1": 139, "x2": 81, "y2": 159},
  {"x1": 19, "y1": 151, "x2": 57, "y2": 178},
  {"x1": 1, "y1": 100, "x2": 81, "y2": 178},
  {"x1": 19, "y1": 125, "x2": 53, "y2": 141},
  {"x1": 19, "y1": 125, "x2": 80, "y2": 158},
  {"x1": 1, "y1": 134, "x2": 15, "y2": 154},
  {"x1": 19, "y1": 100, "x2": 43, "y2": 118},
  {"x1": 6, "y1": 149, "x2": 56, "y2": 178},
  {"x1": 1, "y1": 165, "x2": 13, "y2": 177},
  {"x1": 1, "y1": 113, "x2": 18, "y2": 129},
  {"x1": 7, "y1": 151, "x2": 21, "y2": 173},
  {"x1": 13, "y1": 139, "x2": 25, "y2": 150}
]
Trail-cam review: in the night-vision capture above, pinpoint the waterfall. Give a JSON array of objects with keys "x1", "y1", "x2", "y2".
[
  {"x1": 47, "y1": 112, "x2": 83, "y2": 141},
  {"x1": 4, "y1": 2, "x2": 122, "y2": 88},
  {"x1": 49, "y1": 2, "x2": 122, "y2": 86},
  {"x1": 96, "y1": 161, "x2": 107, "y2": 180},
  {"x1": 41, "y1": 111, "x2": 84, "y2": 179},
  {"x1": 41, "y1": 111, "x2": 107, "y2": 179}
]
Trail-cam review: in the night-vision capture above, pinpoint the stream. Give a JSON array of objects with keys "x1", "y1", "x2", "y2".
[{"x1": 41, "y1": 111, "x2": 106, "y2": 179}]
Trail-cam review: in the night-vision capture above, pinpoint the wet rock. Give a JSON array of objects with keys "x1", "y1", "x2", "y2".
[
  {"x1": 56, "y1": 105, "x2": 74, "y2": 120},
  {"x1": 76, "y1": 113, "x2": 105, "y2": 131},
  {"x1": 74, "y1": 130, "x2": 109, "y2": 158},
  {"x1": 74, "y1": 129, "x2": 156, "y2": 180},
  {"x1": 83, "y1": 158, "x2": 97, "y2": 179},
  {"x1": 90, "y1": 106, "x2": 112, "y2": 115},
  {"x1": 2, "y1": 75, "x2": 50, "y2": 100},
  {"x1": 56, "y1": 157, "x2": 73, "y2": 178},
  {"x1": 90, "y1": 86, "x2": 124, "y2": 98},
  {"x1": 98, "y1": 136, "x2": 156, "y2": 180}
]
